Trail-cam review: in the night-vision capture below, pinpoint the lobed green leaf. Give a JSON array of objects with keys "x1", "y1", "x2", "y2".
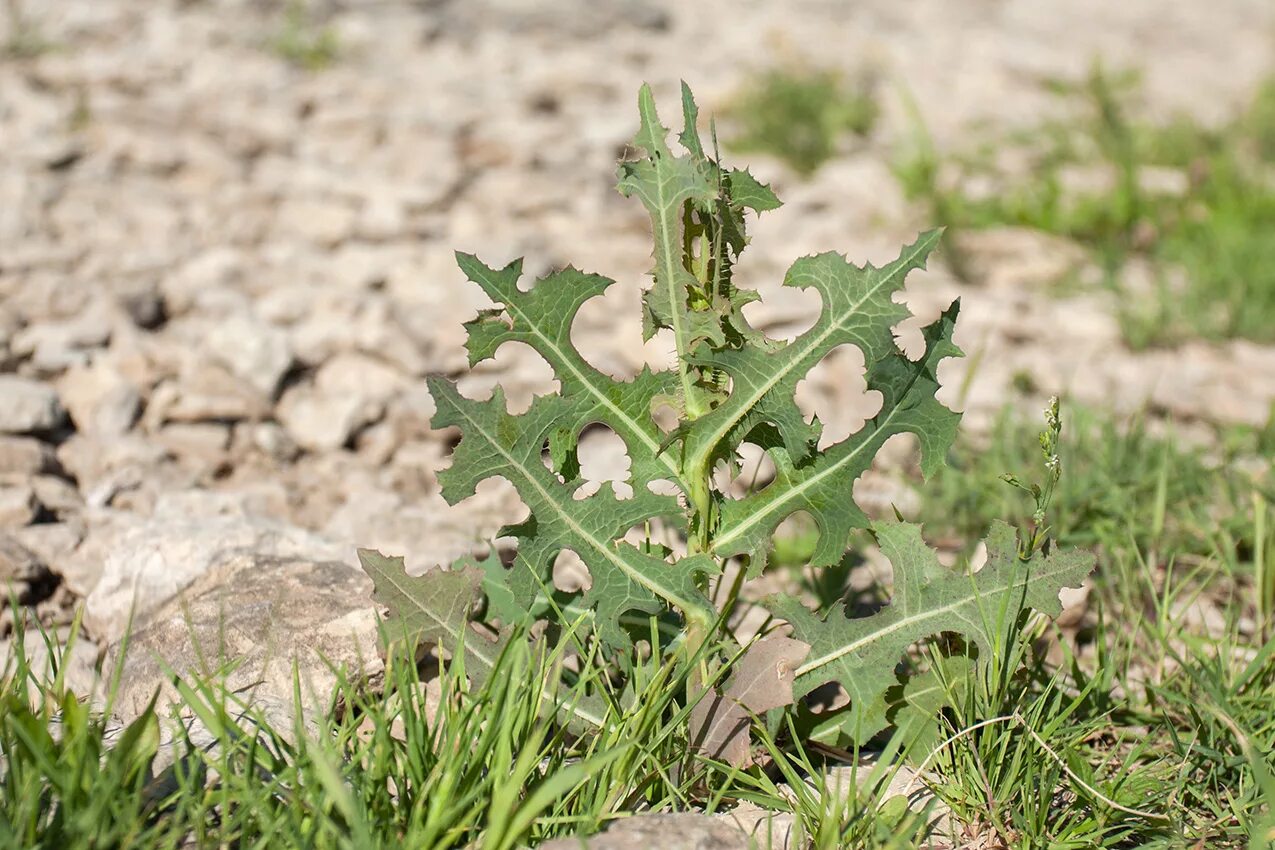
[{"x1": 771, "y1": 520, "x2": 1094, "y2": 746}]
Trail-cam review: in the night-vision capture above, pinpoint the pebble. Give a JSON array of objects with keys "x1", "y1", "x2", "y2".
[
  {"x1": 0, "y1": 533, "x2": 56, "y2": 603},
  {"x1": 0, "y1": 436, "x2": 60, "y2": 475},
  {"x1": 0, "y1": 482, "x2": 39, "y2": 528},
  {"x1": 0, "y1": 377, "x2": 66, "y2": 434},
  {"x1": 205, "y1": 314, "x2": 295, "y2": 399}
]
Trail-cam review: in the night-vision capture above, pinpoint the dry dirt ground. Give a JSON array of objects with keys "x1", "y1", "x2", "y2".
[{"x1": 0, "y1": 0, "x2": 1273, "y2": 840}]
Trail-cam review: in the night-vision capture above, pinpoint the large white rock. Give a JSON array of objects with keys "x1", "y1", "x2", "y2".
[
  {"x1": 107, "y1": 552, "x2": 380, "y2": 735},
  {"x1": 83, "y1": 493, "x2": 347, "y2": 642}
]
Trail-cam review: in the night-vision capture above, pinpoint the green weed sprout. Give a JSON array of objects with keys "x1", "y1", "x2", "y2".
[{"x1": 359, "y1": 83, "x2": 1094, "y2": 756}]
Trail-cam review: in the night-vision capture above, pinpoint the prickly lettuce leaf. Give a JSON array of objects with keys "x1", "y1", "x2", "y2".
[
  {"x1": 429, "y1": 379, "x2": 718, "y2": 651},
  {"x1": 359, "y1": 548, "x2": 609, "y2": 730},
  {"x1": 458, "y1": 256, "x2": 680, "y2": 494},
  {"x1": 771, "y1": 521, "x2": 1094, "y2": 747},
  {"x1": 357, "y1": 548, "x2": 506, "y2": 687},
  {"x1": 360, "y1": 83, "x2": 1095, "y2": 764},
  {"x1": 710, "y1": 299, "x2": 962, "y2": 573}
]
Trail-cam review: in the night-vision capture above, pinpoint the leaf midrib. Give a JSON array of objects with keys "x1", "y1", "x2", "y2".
[
  {"x1": 376, "y1": 566, "x2": 608, "y2": 729},
  {"x1": 712, "y1": 338, "x2": 935, "y2": 554},
  {"x1": 795, "y1": 560, "x2": 1075, "y2": 677},
  {"x1": 494, "y1": 277, "x2": 680, "y2": 483},
  {"x1": 691, "y1": 236, "x2": 934, "y2": 472},
  {"x1": 446, "y1": 394, "x2": 708, "y2": 619},
  {"x1": 649, "y1": 164, "x2": 700, "y2": 415}
]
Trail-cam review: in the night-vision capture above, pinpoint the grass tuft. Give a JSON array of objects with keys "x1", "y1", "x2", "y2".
[
  {"x1": 725, "y1": 65, "x2": 879, "y2": 176},
  {"x1": 271, "y1": 0, "x2": 340, "y2": 72},
  {"x1": 896, "y1": 63, "x2": 1275, "y2": 347}
]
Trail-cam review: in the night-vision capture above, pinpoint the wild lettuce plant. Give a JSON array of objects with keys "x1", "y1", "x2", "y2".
[{"x1": 359, "y1": 82, "x2": 1094, "y2": 759}]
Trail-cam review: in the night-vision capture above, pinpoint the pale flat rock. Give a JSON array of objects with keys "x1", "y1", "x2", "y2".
[
  {"x1": 0, "y1": 376, "x2": 66, "y2": 434},
  {"x1": 108, "y1": 552, "x2": 379, "y2": 735},
  {"x1": 83, "y1": 495, "x2": 348, "y2": 642},
  {"x1": 0, "y1": 435, "x2": 60, "y2": 475},
  {"x1": 539, "y1": 813, "x2": 754, "y2": 850},
  {"x1": 276, "y1": 385, "x2": 383, "y2": 452},
  {"x1": 205, "y1": 314, "x2": 295, "y2": 399},
  {"x1": 57, "y1": 361, "x2": 142, "y2": 437},
  {"x1": 0, "y1": 532, "x2": 56, "y2": 603}
]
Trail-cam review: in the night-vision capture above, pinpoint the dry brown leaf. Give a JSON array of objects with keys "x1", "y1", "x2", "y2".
[{"x1": 690, "y1": 636, "x2": 811, "y2": 766}]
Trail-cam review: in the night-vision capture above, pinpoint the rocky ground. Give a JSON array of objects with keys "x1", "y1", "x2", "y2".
[{"x1": 1, "y1": 1, "x2": 1273, "y2": 846}]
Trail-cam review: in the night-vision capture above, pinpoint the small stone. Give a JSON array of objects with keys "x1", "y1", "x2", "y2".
[
  {"x1": 12, "y1": 310, "x2": 113, "y2": 375},
  {"x1": 57, "y1": 363, "x2": 142, "y2": 437},
  {"x1": 0, "y1": 376, "x2": 66, "y2": 434},
  {"x1": 153, "y1": 367, "x2": 270, "y2": 424},
  {"x1": 274, "y1": 197, "x2": 357, "y2": 248},
  {"x1": 0, "y1": 533, "x2": 55, "y2": 602},
  {"x1": 158, "y1": 422, "x2": 231, "y2": 461},
  {"x1": 55, "y1": 435, "x2": 168, "y2": 512},
  {"x1": 252, "y1": 421, "x2": 300, "y2": 462},
  {"x1": 315, "y1": 351, "x2": 407, "y2": 400},
  {"x1": 356, "y1": 192, "x2": 407, "y2": 241},
  {"x1": 11, "y1": 520, "x2": 85, "y2": 578},
  {"x1": 160, "y1": 247, "x2": 249, "y2": 317},
  {"x1": 276, "y1": 386, "x2": 382, "y2": 452},
  {"x1": 0, "y1": 482, "x2": 38, "y2": 527},
  {"x1": 56, "y1": 509, "x2": 134, "y2": 597},
  {"x1": 0, "y1": 435, "x2": 60, "y2": 475},
  {"x1": 28, "y1": 474, "x2": 83, "y2": 516},
  {"x1": 119, "y1": 287, "x2": 167, "y2": 330},
  {"x1": 288, "y1": 296, "x2": 431, "y2": 376},
  {"x1": 353, "y1": 420, "x2": 399, "y2": 466},
  {"x1": 539, "y1": 813, "x2": 754, "y2": 850},
  {"x1": 93, "y1": 384, "x2": 143, "y2": 435},
  {"x1": 714, "y1": 804, "x2": 797, "y2": 850},
  {"x1": 107, "y1": 553, "x2": 378, "y2": 736},
  {"x1": 205, "y1": 314, "x2": 295, "y2": 399}
]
